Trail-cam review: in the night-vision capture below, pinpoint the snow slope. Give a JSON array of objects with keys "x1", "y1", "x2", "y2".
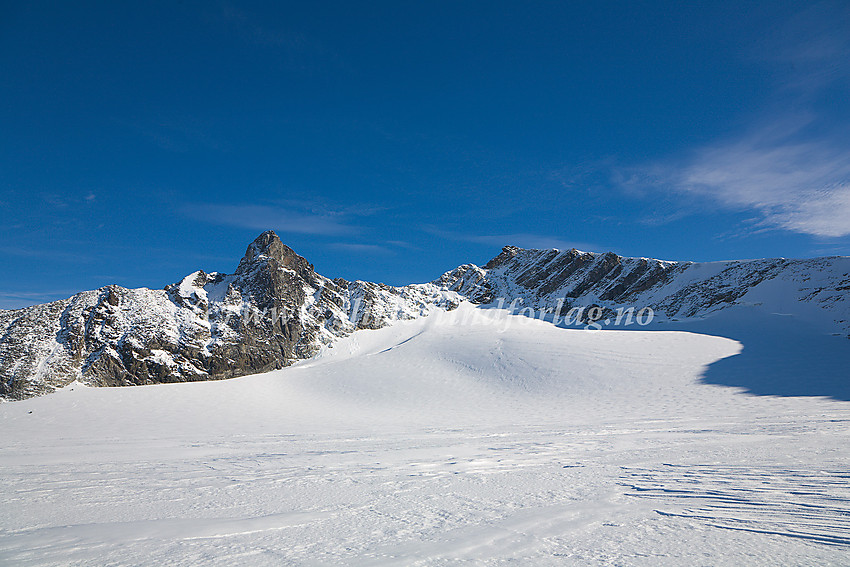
[{"x1": 1, "y1": 304, "x2": 849, "y2": 565}]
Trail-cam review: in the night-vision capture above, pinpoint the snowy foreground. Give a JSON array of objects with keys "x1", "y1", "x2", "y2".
[{"x1": 1, "y1": 304, "x2": 849, "y2": 566}]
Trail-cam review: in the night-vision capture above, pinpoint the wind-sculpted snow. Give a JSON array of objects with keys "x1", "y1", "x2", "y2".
[
  {"x1": 2, "y1": 234, "x2": 848, "y2": 400},
  {"x1": 621, "y1": 464, "x2": 850, "y2": 547}
]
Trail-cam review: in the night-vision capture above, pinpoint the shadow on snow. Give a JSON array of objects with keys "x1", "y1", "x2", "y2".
[{"x1": 485, "y1": 304, "x2": 850, "y2": 402}]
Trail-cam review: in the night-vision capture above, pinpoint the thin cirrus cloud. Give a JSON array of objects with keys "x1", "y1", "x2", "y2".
[
  {"x1": 622, "y1": 118, "x2": 850, "y2": 239},
  {"x1": 0, "y1": 245, "x2": 93, "y2": 263},
  {"x1": 186, "y1": 203, "x2": 360, "y2": 236},
  {"x1": 0, "y1": 290, "x2": 81, "y2": 310},
  {"x1": 624, "y1": 3, "x2": 850, "y2": 239},
  {"x1": 681, "y1": 128, "x2": 850, "y2": 238},
  {"x1": 328, "y1": 242, "x2": 392, "y2": 254}
]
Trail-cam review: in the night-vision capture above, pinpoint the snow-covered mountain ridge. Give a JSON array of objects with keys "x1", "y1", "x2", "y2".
[
  {"x1": 1, "y1": 232, "x2": 848, "y2": 400},
  {"x1": 439, "y1": 245, "x2": 850, "y2": 333},
  {"x1": 0, "y1": 231, "x2": 459, "y2": 400}
]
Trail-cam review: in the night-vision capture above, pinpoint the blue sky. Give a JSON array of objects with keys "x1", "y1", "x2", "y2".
[{"x1": 2, "y1": 1, "x2": 849, "y2": 309}]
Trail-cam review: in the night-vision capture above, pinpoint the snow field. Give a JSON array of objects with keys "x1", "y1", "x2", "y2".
[{"x1": 1, "y1": 303, "x2": 849, "y2": 565}]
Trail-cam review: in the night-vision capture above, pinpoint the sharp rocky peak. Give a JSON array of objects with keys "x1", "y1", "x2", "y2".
[{"x1": 237, "y1": 230, "x2": 313, "y2": 275}]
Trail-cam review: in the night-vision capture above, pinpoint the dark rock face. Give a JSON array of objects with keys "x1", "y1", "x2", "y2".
[{"x1": 0, "y1": 231, "x2": 458, "y2": 400}]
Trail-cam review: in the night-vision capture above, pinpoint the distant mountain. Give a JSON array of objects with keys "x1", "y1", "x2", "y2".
[
  {"x1": 439, "y1": 245, "x2": 850, "y2": 332},
  {"x1": 0, "y1": 231, "x2": 459, "y2": 400},
  {"x1": 2, "y1": 232, "x2": 848, "y2": 400}
]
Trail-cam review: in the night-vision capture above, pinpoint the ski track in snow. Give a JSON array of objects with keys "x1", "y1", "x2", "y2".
[{"x1": 1, "y1": 304, "x2": 849, "y2": 566}]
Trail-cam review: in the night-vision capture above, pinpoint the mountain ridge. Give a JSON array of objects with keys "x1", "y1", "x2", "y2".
[
  {"x1": 0, "y1": 231, "x2": 460, "y2": 400},
  {"x1": 2, "y1": 232, "x2": 848, "y2": 400},
  {"x1": 440, "y1": 244, "x2": 850, "y2": 331}
]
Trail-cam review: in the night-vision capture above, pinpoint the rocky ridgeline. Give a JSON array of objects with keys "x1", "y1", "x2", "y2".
[
  {"x1": 438, "y1": 245, "x2": 850, "y2": 330},
  {"x1": 2, "y1": 233, "x2": 849, "y2": 400},
  {"x1": 0, "y1": 231, "x2": 460, "y2": 400}
]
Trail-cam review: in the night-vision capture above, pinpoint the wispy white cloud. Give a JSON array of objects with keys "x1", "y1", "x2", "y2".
[
  {"x1": 621, "y1": 3, "x2": 850, "y2": 238},
  {"x1": 386, "y1": 240, "x2": 422, "y2": 251},
  {"x1": 621, "y1": 116, "x2": 850, "y2": 238},
  {"x1": 0, "y1": 290, "x2": 78, "y2": 310},
  {"x1": 186, "y1": 203, "x2": 362, "y2": 236},
  {"x1": 0, "y1": 245, "x2": 93, "y2": 263},
  {"x1": 328, "y1": 243, "x2": 392, "y2": 255}
]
